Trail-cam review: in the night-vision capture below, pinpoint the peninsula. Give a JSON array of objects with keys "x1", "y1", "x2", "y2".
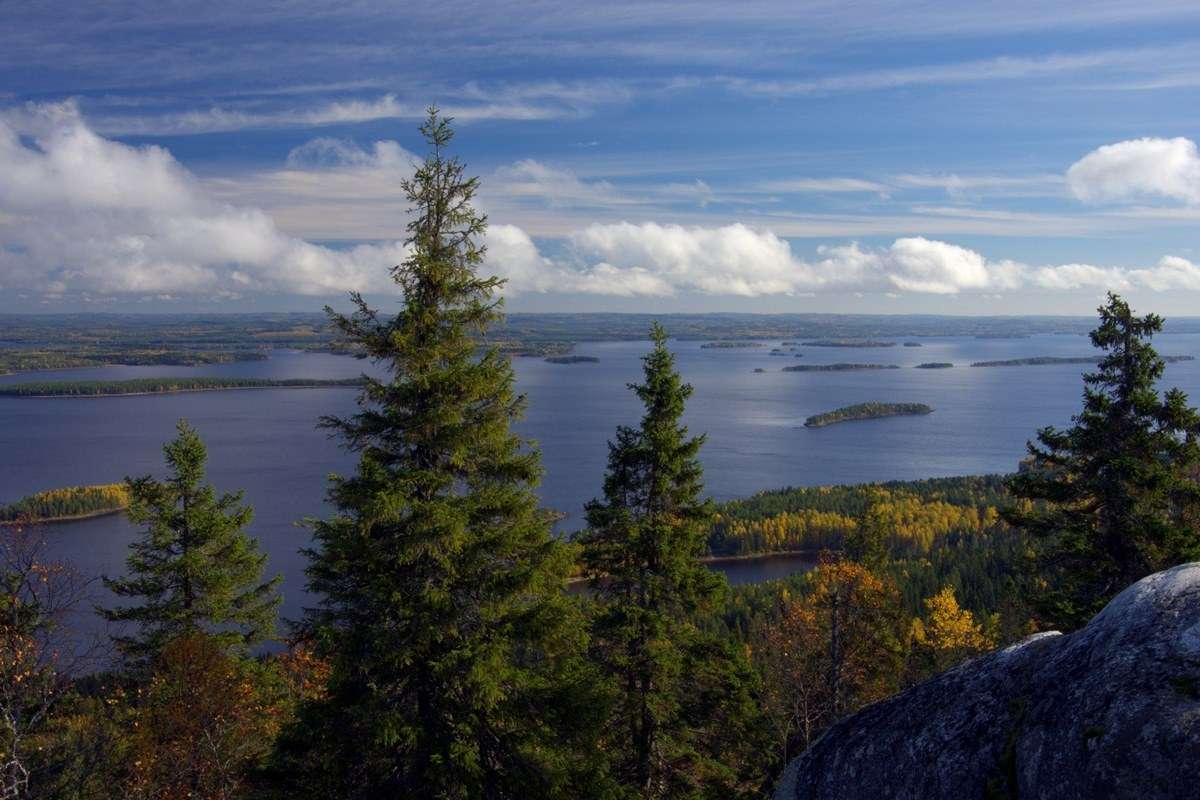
[{"x1": 0, "y1": 377, "x2": 366, "y2": 397}]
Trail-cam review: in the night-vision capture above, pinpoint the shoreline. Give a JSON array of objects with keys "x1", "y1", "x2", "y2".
[
  {"x1": 567, "y1": 549, "x2": 820, "y2": 584},
  {"x1": 0, "y1": 507, "x2": 127, "y2": 526},
  {"x1": 2, "y1": 383, "x2": 364, "y2": 399}
]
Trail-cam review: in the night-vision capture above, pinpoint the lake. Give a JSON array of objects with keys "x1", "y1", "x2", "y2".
[{"x1": 5, "y1": 332, "x2": 1200, "y2": 633}]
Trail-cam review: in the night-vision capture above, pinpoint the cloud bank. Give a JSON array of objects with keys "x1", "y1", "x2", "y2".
[{"x1": 3, "y1": 105, "x2": 1200, "y2": 304}]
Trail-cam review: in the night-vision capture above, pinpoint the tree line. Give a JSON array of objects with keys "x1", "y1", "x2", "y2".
[{"x1": 4, "y1": 111, "x2": 1200, "y2": 799}]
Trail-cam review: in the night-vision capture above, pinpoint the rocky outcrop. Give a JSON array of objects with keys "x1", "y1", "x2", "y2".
[{"x1": 775, "y1": 563, "x2": 1200, "y2": 799}]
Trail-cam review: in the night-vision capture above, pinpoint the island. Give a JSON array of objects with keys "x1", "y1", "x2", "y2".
[
  {"x1": 0, "y1": 483, "x2": 129, "y2": 524},
  {"x1": 914, "y1": 362, "x2": 954, "y2": 369},
  {"x1": 0, "y1": 377, "x2": 366, "y2": 397},
  {"x1": 753, "y1": 368, "x2": 767, "y2": 373},
  {"x1": 544, "y1": 355, "x2": 600, "y2": 364},
  {"x1": 800, "y1": 339, "x2": 896, "y2": 348},
  {"x1": 971, "y1": 355, "x2": 1196, "y2": 368},
  {"x1": 803, "y1": 402, "x2": 934, "y2": 428},
  {"x1": 903, "y1": 342, "x2": 923, "y2": 347},
  {"x1": 782, "y1": 363, "x2": 901, "y2": 372},
  {"x1": 700, "y1": 341, "x2": 765, "y2": 349}
]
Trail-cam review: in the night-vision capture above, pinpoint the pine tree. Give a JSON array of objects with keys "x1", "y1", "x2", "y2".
[
  {"x1": 102, "y1": 419, "x2": 280, "y2": 661},
  {"x1": 581, "y1": 323, "x2": 764, "y2": 799},
  {"x1": 278, "y1": 109, "x2": 598, "y2": 799},
  {"x1": 1007, "y1": 293, "x2": 1200, "y2": 628}
]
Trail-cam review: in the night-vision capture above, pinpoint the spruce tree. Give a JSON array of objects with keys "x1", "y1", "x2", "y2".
[
  {"x1": 280, "y1": 109, "x2": 597, "y2": 799},
  {"x1": 1007, "y1": 293, "x2": 1200, "y2": 628},
  {"x1": 102, "y1": 419, "x2": 280, "y2": 660},
  {"x1": 581, "y1": 323, "x2": 764, "y2": 799}
]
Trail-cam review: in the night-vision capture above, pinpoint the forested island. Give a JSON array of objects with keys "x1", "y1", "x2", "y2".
[
  {"x1": 972, "y1": 355, "x2": 1196, "y2": 367},
  {"x1": 0, "y1": 377, "x2": 365, "y2": 397},
  {"x1": 800, "y1": 339, "x2": 896, "y2": 347},
  {"x1": 544, "y1": 355, "x2": 600, "y2": 364},
  {"x1": 0, "y1": 483, "x2": 129, "y2": 524},
  {"x1": 782, "y1": 363, "x2": 901, "y2": 372},
  {"x1": 700, "y1": 341, "x2": 765, "y2": 349},
  {"x1": 803, "y1": 402, "x2": 934, "y2": 428},
  {"x1": 903, "y1": 342, "x2": 923, "y2": 347},
  {"x1": 915, "y1": 362, "x2": 954, "y2": 369}
]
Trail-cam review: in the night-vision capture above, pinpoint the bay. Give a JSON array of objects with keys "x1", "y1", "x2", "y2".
[{"x1": 5, "y1": 332, "x2": 1200, "y2": 633}]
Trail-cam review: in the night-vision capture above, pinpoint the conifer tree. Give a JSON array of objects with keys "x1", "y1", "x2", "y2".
[
  {"x1": 278, "y1": 109, "x2": 598, "y2": 799},
  {"x1": 581, "y1": 324, "x2": 764, "y2": 799},
  {"x1": 102, "y1": 419, "x2": 280, "y2": 661},
  {"x1": 1007, "y1": 293, "x2": 1200, "y2": 628}
]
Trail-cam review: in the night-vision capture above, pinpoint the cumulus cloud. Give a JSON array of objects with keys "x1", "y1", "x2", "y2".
[
  {"x1": 5, "y1": 103, "x2": 1200, "y2": 304},
  {"x1": 1067, "y1": 136, "x2": 1200, "y2": 204},
  {"x1": 0, "y1": 101, "x2": 408, "y2": 298}
]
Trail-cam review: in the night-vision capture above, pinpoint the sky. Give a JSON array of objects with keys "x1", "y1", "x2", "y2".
[{"x1": 4, "y1": 1, "x2": 1200, "y2": 315}]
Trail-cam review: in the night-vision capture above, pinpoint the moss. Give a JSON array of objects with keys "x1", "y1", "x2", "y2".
[{"x1": 985, "y1": 698, "x2": 1027, "y2": 800}]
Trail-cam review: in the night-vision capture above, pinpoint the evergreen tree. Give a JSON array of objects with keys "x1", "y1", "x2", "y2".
[
  {"x1": 581, "y1": 324, "x2": 764, "y2": 799},
  {"x1": 1007, "y1": 293, "x2": 1200, "y2": 628},
  {"x1": 278, "y1": 109, "x2": 599, "y2": 799},
  {"x1": 102, "y1": 420, "x2": 280, "y2": 661}
]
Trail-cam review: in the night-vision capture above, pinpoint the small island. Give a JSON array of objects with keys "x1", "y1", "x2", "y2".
[
  {"x1": 753, "y1": 368, "x2": 767, "y2": 373},
  {"x1": 914, "y1": 362, "x2": 953, "y2": 369},
  {"x1": 544, "y1": 355, "x2": 600, "y2": 364},
  {"x1": 0, "y1": 483, "x2": 130, "y2": 524},
  {"x1": 782, "y1": 363, "x2": 901, "y2": 372},
  {"x1": 971, "y1": 355, "x2": 1196, "y2": 368},
  {"x1": 801, "y1": 339, "x2": 896, "y2": 348},
  {"x1": 0, "y1": 377, "x2": 366, "y2": 397},
  {"x1": 804, "y1": 402, "x2": 934, "y2": 428},
  {"x1": 903, "y1": 342, "x2": 923, "y2": 347},
  {"x1": 700, "y1": 341, "x2": 765, "y2": 349}
]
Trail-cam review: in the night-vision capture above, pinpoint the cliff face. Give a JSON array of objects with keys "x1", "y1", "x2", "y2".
[{"x1": 775, "y1": 563, "x2": 1200, "y2": 800}]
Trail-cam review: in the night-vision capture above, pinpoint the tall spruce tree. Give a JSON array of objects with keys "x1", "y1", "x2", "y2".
[
  {"x1": 1007, "y1": 293, "x2": 1200, "y2": 628},
  {"x1": 279, "y1": 109, "x2": 598, "y2": 799},
  {"x1": 102, "y1": 420, "x2": 279, "y2": 660},
  {"x1": 581, "y1": 324, "x2": 765, "y2": 799}
]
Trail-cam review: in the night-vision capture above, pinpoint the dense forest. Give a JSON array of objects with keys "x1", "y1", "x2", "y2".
[
  {"x1": 0, "y1": 377, "x2": 365, "y2": 397},
  {"x1": 5, "y1": 114, "x2": 1200, "y2": 800},
  {"x1": 803, "y1": 402, "x2": 934, "y2": 428},
  {"x1": 781, "y1": 363, "x2": 900, "y2": 372},
  {"x1": 971, "y1": 354, "x2": 1195, "y2": 367},
  {"x1": 0, "y1": 483, "x2": 130, "y2": 523}
]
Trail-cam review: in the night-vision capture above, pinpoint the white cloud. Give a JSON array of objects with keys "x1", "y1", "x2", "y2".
[
  {"x1": 1067, "y1": 137, "x2": 1200, "y2": 204},
  {"x1": 0, "y1": 102, "x2": 408, "y2": 297},
  {"x1": 757, "y1": 177, "x2": 890, "y2": 194},
  {"x1": 6, "y1": 103, "x2": 1200, "y2": 304}
]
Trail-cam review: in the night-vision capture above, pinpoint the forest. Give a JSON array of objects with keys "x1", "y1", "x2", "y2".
[
  {"x1": 802, "y1": 402, "x2": 934, "y2": 428},
  {"x1": 0, "y1": 377, "x2": 364, "y2": 397},
  {"x1": 5, "y1": 113, "x2": 1200, "y2": 800},
  {"x1": 0, "y1": 484, "x2": 129, "y2": 523}
]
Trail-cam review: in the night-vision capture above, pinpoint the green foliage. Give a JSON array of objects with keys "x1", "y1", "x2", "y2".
[
  {"x1": 580, "y1": 323, "x2": 766, "y2": 799},
  {"x1": 709, "y1": 475, "x2": 1008, "y2": 556},
  {"x1": 101, "y1": 420, "x2": 280, "y2": 661},
  {"x1": 1007, "y1": 293, "x2": 1200, "y2": 628},
  {"x1": 276, "y1": 109, "x2": 599, "y2": 799},
  {"x1": 803, "y1": 402, "x2": 933, "y2": 428},
  {"x1": 0, "y1": 484, "x2": 128, "y2": 523}
]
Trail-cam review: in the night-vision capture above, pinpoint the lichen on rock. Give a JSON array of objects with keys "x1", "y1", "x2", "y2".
[{"x1": 775, "y1": 563, "x2": 1200, "y2": 800}]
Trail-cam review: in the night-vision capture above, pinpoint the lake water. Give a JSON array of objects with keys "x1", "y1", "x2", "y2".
[{"x1": 6, "y1": 332, "x2": 1200, "y2": 633}]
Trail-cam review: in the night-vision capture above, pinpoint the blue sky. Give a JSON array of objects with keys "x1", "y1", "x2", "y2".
[{"x1": 4, "y1": 1, "x2": 1200, "y2": 315}]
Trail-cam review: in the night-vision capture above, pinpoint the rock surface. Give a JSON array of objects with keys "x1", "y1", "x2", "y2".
[{"x1": 775, "y1": 563, "x2": 1200, "y2": 799}]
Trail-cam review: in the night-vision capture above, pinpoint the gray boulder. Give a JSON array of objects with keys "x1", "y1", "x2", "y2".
[{"x1": 775, "y1": 562, "x2": 1200, "y2": 799}]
